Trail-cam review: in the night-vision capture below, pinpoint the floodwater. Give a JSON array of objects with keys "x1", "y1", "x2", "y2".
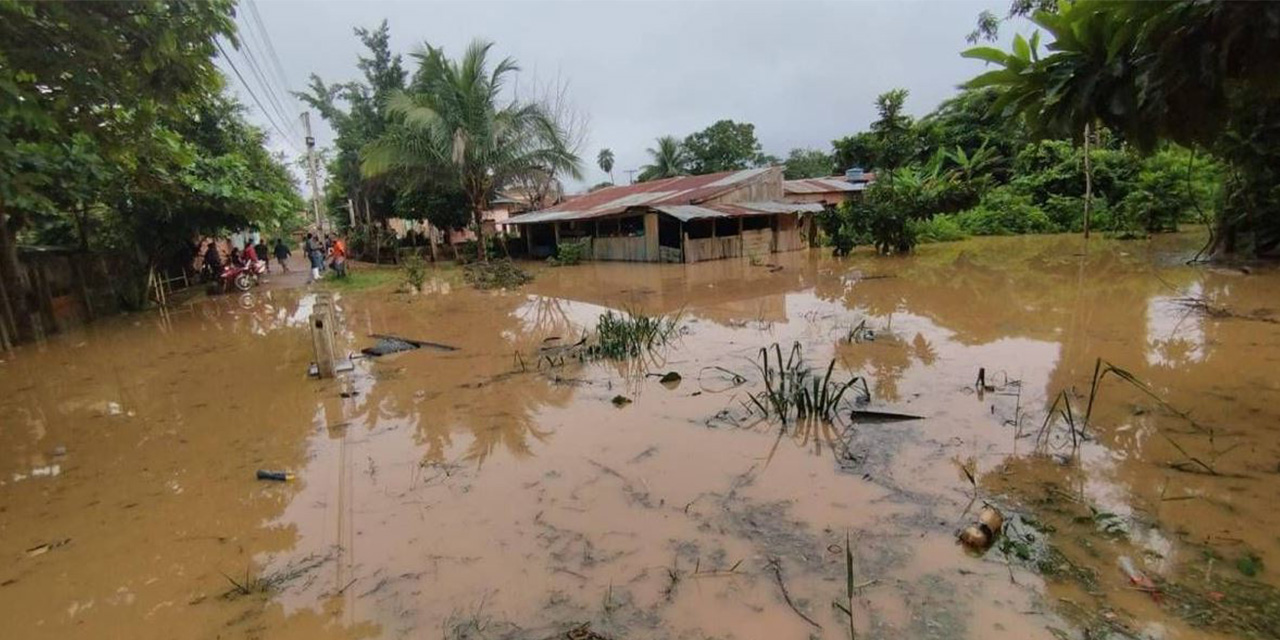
[{"x1": 2, "y1": 232, "x2": 1278, "y2": 640}]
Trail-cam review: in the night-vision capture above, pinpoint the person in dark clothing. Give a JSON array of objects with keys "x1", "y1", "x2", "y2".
[
  {"x1": 203, "y1": 240, "x2": 222, "y2": 281},
  {"x1": 273, "y1": 238, "x2": 291, "y2": 273},
  {"x1": 254, "y1": 238, "x2": 270, "y2": 273}
]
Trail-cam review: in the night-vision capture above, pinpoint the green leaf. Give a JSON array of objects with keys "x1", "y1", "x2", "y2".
[
  {"x1": 1013, "y1": 34, "x2": 1031, "y2": 61},
  {"x1": 961, "y1": 46, "x2": 1011, "y2": 66}
]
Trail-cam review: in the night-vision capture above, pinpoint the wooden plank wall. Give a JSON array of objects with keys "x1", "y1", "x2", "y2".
[
  {"x1": 741, "y1": 229, "x2": 773, "y2": 257},
  {"x1": 589, "y1": 236, "x2": 650, "y2": 262},
  {"x1": 684, "y1": 236, "x2": 743, "y2": 263},
  {"x1": 702, "y1": 167, "x2": 785, "y2": 205},
  {"x1": 774, "y1": 214, "x2": 806, "y2": 253}
]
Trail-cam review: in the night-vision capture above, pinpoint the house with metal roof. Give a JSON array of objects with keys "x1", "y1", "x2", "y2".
[
  {"x1": 506, "y1": 167, "x2": 822, "y2": 263},
  {"x1": 783, "y1": 169, "x2": 875, "y2": 207}
]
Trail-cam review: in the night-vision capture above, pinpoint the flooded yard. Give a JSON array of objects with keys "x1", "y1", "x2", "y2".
[{"x1": 2, "y1": 233, "x2": 1279, "y2": 640}]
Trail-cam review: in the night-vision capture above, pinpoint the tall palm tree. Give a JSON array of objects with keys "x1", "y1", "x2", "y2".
[
  {"x1": 638, "y1": 136, "x2": 687, "y2": 182},
  {"x1": 362, "y1": 40, "x2": 582, "y2": 261},
  {"x1": 597, "y1": 147, "x2": 615, "y2": 184}
]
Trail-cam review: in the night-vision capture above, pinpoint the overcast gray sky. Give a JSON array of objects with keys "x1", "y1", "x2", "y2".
[{"x1": 221, "y1": 0, "x2": 1020, "y2": 191}]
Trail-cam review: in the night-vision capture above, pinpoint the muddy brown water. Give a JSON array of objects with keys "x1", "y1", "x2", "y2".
[{"x1": 2, "y1": 233, "x2": 1278, "y2": 640}]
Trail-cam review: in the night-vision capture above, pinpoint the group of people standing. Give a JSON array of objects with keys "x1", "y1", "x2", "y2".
[
  {"x1": 303, "y1": 232, "x2": 347, "y2": 283},
  {"x1": 197, "y1": 232, "x2": 347, "y2": 285},
  {"x1": 200, "y1": 236, "x2": 294, "y2": 278}
]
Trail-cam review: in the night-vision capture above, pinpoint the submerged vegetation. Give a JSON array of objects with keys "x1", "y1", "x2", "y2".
[
  {"x1": 587, "y1": 310, "x2": 684, "y2": 360},
  {"x1": 747, "y1": 342, "x2": 869, "y2": 426},
  {"x1": 461, "y1": 259, "x2": 533, "y2": 290}
]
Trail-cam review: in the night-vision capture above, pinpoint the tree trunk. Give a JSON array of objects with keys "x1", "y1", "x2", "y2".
[
  {"x1": 1082, "y1": 123, "x2": 1093, "y2": 239},
  {"x1": 0, "y1": 206, "x2": 33, "y2": 343},
  {"x1": 473, "y1": 207, "x2": 486, "y2": 262}
]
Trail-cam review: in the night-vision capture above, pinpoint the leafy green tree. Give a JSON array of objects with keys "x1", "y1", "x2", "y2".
[
  {"x1": 682, "y1": 120, "x2": 764, "y2": 174},
  {"x1": 296, "y1": 20, "x2": 407, "y2": 229},
  {"x1": 363, "y1": 40, "x2": 582, "y2": 261},
  {"x1": 783, "y1": 148, "x2": 833, "y2": 179},
  {"x1": 0, "y1": 0, "x2": 238, "y2": 339},
  {"x1": 638, "y1": 136, "x2": 688, "y2": 182},
  {"x1": 832, "y1": 132, "x2": 876, "y2": 173},
  {"x1": 597, "y1": 148, "x2": 615, "y2": 184},
  {"x1": 964, "y1": 1, "x2": 1280, "y2": 256},
  {"x1": 869, "y1": 89, "x2": 917, "y2": 176}
]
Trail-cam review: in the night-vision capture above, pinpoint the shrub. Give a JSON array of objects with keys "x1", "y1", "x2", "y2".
[
  {"x1": 402, "y1": 254, "x2": 427, "y2": 290},
  {"x1": 461, "y1": 259, "x2": 532, "y2": 290},
  {"x1": 910, "y1": 215, "x2": 968, "y2": 243},
  {"x1": 955, "y1": 186, "x2": 1059, "y2": 235},
  {"x1": 548, "y1": 238, "x2": 588, "y2": 266}
]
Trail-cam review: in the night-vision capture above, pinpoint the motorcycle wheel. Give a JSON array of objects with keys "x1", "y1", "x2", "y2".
[{"x1": 233, "y1": 273, "x2": 253, "y2": 291}]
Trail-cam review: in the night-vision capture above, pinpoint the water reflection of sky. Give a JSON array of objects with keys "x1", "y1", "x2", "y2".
[{"x1": 1145, "y1": 282, "x2": 1207, "y2": 368}]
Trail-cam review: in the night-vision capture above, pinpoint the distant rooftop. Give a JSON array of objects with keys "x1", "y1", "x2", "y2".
[{"x1": 509, "y1": 167, "x2": 807, "y2": 224}]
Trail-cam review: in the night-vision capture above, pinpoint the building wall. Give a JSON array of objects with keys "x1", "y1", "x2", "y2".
[
  {"x1": 588, "y1": 236, "x2": 650, "y2": 262},
  {"x1": 702, "y1": 167, "x2": 785, "y2": 205},
  {"x1": 741, "y1": 228, "x2": 773, "y2": 257},
  {"x1": 784, "y1": 191, "x2": 856, "y2": 206},
  {"x1": 775, "y1": 213, "x2": 805, "y2": 252},
  {"x1": 683, "y1": 235, "x2": 742, "y2": 263}
]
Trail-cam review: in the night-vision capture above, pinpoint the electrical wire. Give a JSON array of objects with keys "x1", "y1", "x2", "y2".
[
  {"x1": 236, "y1": 1, "x2": 305, "y2": 140},
  {"x1": 214, "y1": 38, "x2": 303, "y2": 154}
]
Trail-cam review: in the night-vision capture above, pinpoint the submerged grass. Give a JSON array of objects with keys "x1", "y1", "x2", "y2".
[
  {"x1": 462, "y1": 259, "x2": 533, "y2": 290},
  {"x1": 747, "y1": 342, "x2": 869, "y2": 426},
  {"x1": 1037, "y1": 357, "x2": 1225, "y2": 474},
  {"x1": 586, "y1": 310, "x2": 684, "y2": 360}
]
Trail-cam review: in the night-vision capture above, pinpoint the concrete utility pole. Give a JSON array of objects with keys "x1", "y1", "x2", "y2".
[
  {"x1": 302, "y1": 111, "x2": 323, "y2": 229},
  {"x1": 625, "y1": 169, "x2": 637, "y2": 185}
]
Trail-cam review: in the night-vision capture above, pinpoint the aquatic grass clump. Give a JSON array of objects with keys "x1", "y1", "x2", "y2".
[
  {"x1": 747, "y1": 342, "x2": 869, "y2": 426},
  {"x1": 1037, "y1": 358, "x2": 1224, "y2": 474},
  {"x1": 462, "y1": 259, "x2": 533, "y2": 290},
  {"x1": 586, "y1": 309, "x2": 685, "y2": 360}
]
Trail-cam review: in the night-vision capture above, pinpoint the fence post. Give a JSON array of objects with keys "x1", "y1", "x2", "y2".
[{"x1": 311, "y1": 293, "x2": 337, "y2": 378}]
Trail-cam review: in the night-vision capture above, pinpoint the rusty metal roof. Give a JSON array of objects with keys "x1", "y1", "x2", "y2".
[
  {"x1": 508, "y1": 167, "x2": 784, "y2": 224},
  {"x1": 783, "y1": 177, "x2": 866, "y2": 195},
  {"x1": 654, "y1": 201, "x2": 824, "y2": 222}
]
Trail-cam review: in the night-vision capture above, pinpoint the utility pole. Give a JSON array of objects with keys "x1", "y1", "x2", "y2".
[
  {"x1": 302, "y1": 111, "x2": 323, "y2": 230},
  {"x1": 625, "y1": 169, "x2": 637, "y2": 185}
]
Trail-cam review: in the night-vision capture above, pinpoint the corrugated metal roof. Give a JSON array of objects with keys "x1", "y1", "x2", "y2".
[
  {"x1": 507, "y1": 167, "x2": 779, "y2": 225},
  {"x1": 783, "y1": 177, "x2": 866, "y2": 195},
  {"x1": 654, "y1": 201, "x2": 824, "y2": 222}
]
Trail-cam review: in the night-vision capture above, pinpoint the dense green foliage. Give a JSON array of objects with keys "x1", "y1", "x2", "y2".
[
  {"x1": 963, "y1": 0, "x2": 1280, "y2": 257},
  {"x1": 0, "y1": 0, "x2": 303, "y2": 337},
  {"x1": 782, "y1": 148, "x2": 834, "y2": 179},
  {"x1": 682, "y1": 120, "x2": 767, "y2": 175},
  {"x1": 821, "y1": 82, "x2": 1223, "y2": 254},
  {"x1": 638, "y1": 119, "x2": 776, "y2": 182}
]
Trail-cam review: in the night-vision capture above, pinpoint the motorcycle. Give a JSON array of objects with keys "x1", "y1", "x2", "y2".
[{"x1": 219, "y1": 259, "x2": 268, "y2": 292}]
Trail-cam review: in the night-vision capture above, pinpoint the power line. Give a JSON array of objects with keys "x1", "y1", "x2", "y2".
[
  {"x1": 245, "y1": 0, "x2": 297, "y2": 106},
  {"x1": 236, "y1": 1, "x2": 305, "y2": 139},
  {"x1": 214, "y1": 39, "x2": 302, "y2": 154},
  {"x1": 234, "y1": 34, "x2": 302, "y2": 141}
]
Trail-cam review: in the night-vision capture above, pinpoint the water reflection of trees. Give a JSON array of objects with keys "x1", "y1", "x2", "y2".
[{"x1": 334, "y1": 291, "x2": 578, "y2": 468}]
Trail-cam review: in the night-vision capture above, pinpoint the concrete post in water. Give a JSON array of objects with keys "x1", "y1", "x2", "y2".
[{"x1": 311, "y1": 294, "x2": 337, "y2": 378}]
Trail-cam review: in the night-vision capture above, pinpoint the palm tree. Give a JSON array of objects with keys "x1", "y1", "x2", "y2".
[
  {"x1": 637, "y1": 136, "x2": 687, "y2": 182},
  {"x1": 362, "y1": 40, "x2": 582, "y2": 261},
  {"x1": 597, "y1": 148, "x2": 615, "y2": 184}
]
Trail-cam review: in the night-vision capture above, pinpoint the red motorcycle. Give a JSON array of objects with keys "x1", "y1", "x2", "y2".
[{"x1": 220, "y1": 259, "x2": 267, "y2": 292}]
